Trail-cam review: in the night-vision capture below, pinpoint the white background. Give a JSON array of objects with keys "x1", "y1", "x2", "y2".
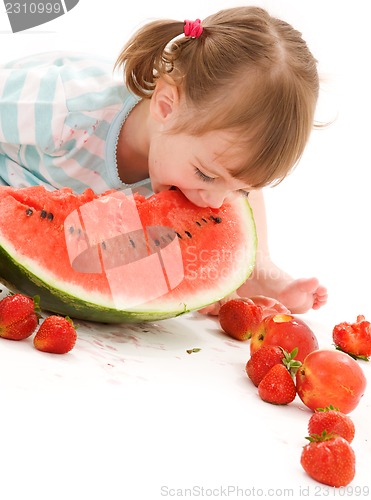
[{"x1": 0, "y1": 2, "x2": 370, "y2": 499}]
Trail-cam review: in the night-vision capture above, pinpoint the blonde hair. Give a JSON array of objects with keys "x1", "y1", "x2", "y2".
[{"x1": 115, "y1": 7, "x2": 319, "y2": 188}]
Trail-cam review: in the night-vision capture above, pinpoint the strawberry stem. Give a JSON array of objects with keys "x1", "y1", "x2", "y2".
[
  {"x1": 280, "y1": 347, "x2": 302, "y2": 376},
  {"x1": 316, "y1": 404, "x2": 340, "y2": 412},
  {"x1": 306, "y1": 430, "x2": 335, "y2": 442}
]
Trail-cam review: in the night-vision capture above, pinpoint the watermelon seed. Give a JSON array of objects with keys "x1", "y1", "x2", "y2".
[
  {"x1": 40, "y1": 210, "x2": 47, "y2": 218},
  {"x1": 25, "y1": 208, "x2": 33, "y2": 216},
  {"x1": 47, "y1": 213, "x2": 54, "y2": 221},
  {"x1": 154, "y1": 239, "x2": 160, "y2": 246},
  {"x1": 195, "y1": 221, "x2": 201, "y2": 226},
  {"x1": 129, "y1": 239, "x2": 136, "y2": 248},
  {"x1": 210, "y1": 215, "x2": 222, "y2": 224},
  {"x1": 175, "y1": 232, "x2": 182, "y2": 239},
  {"x1": 101, "y1": 241, "x2": 107, "y2": 250},
  {"x1": 69, "y1": 226, "x2": 74, "y2": 234},
  {"x1": 201, "y1": 218, "x2": 208, "y2": 223},
  {"x1": 185, "y1": 231, "x2": 192, "y2": 238}
]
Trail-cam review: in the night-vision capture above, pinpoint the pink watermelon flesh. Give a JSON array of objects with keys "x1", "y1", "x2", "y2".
[{"x1": 0, "y1": 186, "x2": 256, "y2": 323}]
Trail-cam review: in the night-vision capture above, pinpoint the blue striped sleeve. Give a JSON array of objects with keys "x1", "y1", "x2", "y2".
[{"x1": 0, "y1": 69, "x2": 27, "y2": 143}]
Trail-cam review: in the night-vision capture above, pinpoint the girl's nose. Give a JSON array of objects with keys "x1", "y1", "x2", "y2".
[{"x1": 199, "y1": 189, "x2": 229, "y2": 209}]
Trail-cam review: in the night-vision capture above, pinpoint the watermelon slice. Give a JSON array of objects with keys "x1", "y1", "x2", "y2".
[{"x1": 0, "y1": 186, "x2": 256, "y2": 323}]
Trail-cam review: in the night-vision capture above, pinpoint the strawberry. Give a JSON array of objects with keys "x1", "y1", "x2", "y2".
[
  {"x1": 219, "y1": 298, "x2": 262, "y2": 341},
  {"x1": 34, "y1": 315, "x2": 77, "y2": 354},
  {"x1": 246, "y1": 345, "x2": 284, "y2": 386},
  {"x1": 308, "y1": 406, "x2": 355, "y2": 443},
  {"x1": 246, "y1": 345, "x2": 301, "y2": 387},
  {"x1": 258, "y1": 363, "x2": 297, "y2": 405},
  {"x1": 333, "y1": 315, "x2": 371, "y2": 360},
  {"x1": 300, "y1": 433, "x2": 356, "y2": 487},
  {"x1": 0, "y1": 293, "x2": 40, "y2": 340}
]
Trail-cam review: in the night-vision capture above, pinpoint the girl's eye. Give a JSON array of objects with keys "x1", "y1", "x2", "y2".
[{"x1": 194, "y1": 167, "x2": 215, "y2": 183}]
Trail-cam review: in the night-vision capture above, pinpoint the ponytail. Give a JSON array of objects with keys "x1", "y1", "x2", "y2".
[{"x1": 115, "y1": 20, "x2": 187, "y2": 97}]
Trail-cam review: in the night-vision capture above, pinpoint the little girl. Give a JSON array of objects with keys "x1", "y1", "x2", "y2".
[{"x1": 0, "y1": 6, "x2": 327, "y2": 315}]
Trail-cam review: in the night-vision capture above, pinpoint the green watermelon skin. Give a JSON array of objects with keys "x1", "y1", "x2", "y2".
[
  {"x1": 0, "y1": 186, "x2": 256, "y2": 323},
  {"x1": 0, "y1": 247, "x2": 155, "y2": 323}
]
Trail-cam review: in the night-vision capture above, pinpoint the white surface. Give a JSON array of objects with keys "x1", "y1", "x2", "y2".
[
  {"x1": 1, "y1": 1, "x2": 370, "y2": 499},
  {"x1": 0, "y1": 295, "x2": 370, "y2": 500}
]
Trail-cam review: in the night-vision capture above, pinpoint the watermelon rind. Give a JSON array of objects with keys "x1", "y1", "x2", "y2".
[{"x1": 0, "y1": 197, "x2": 256, "y2": 323}]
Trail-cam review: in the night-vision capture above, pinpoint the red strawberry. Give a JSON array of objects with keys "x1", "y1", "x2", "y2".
[
  {"x1": 219, "y1": 298, "x2": 262, "y2": 341},
  {"x1": 300, "y1": 433, "x2": 356, "y2": 487},
  {"x1": 246, "y1": 345, "x2": 284, "y2": 386},
  {"x1": 333, "y1": 315, "x2": 371, "y2": 360},
  {"x1": 34, "y1": 315, "x2": 77, "y2": 354},
  {"x1": 258, "y1": 363, "x2": 297, "y2": 405},
  {"x1": 0, "y1": 293, "x2": 40, "y2": 340},
  {"x1": 308, "y1": 406, "x2": 355, "y2": 443},
  {"x1": 246, "y1": 345, "x2": 301, "y2": 387}
]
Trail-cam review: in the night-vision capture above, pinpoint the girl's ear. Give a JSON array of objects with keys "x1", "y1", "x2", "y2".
[{"x1": 150, "y1": 78, "x2": 180, "y2": 124}]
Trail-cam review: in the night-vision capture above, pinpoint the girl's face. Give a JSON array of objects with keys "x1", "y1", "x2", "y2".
[{"x1": 148, "y1": 129, "x2": 251, "y2": 208}]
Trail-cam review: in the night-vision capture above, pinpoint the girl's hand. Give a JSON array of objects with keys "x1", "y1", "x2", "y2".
[
  {"x1": 248, "y1": 295, "x2": 291, "y2": 318},
  {"x1": 197, "y1": 293, "x2": 290, "y2": 317}
]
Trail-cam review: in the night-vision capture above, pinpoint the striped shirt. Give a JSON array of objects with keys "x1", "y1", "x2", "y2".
[{"x1": 0, "y1": 52, "x2": 148, "y2": 194}]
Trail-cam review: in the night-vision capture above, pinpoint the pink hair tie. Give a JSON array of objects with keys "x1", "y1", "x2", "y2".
[{"x1": 184, "y1": 19, "x2": 203, "y2": 38}]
